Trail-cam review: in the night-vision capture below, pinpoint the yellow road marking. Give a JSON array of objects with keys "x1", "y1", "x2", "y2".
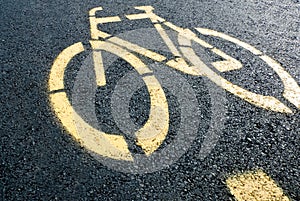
[
  {"x1": 163, "y1": 21, "x2": 185, "y2": 33},
  {"x1": 49, "y1": 42, "x2": 85, "y2": 91},
  {"x1": 50, "y1": 92, "x2": 80, "y2": 140},
  {"x1": 50, "y1": 6, "x2": 299, "y2": 162},
  {"x1": 89, "y1": 17, "x2": 111, "y2": 40},
  {"x1": 126, "y1": 13, "x2": 152, "y2": 20},
  {"x1": 89, "y1": 7, "x2": 103, "y2": 17},
  {"x1": 92, "y1": 50, "x2": 106, "y2": 86},
  {"x1": 50, "y1": 39, "x2": 170, "y2": 159},
  {"x1": 90, "y1": 40, "x2": 153, "y2": 75},
  {"x1": 89, "y1": 6, "x2": 122, "y2": 41},
  {"x1": 260, "y1": 55, "x2": 300, "y2": 109},
  {"x1": 88, "y1": 6, "x2": 298, "y2": 114},
  {"x1": 178, "y1": 29, "x2": 242, "y2": 73},
  {"x1": 91, "y1": 38, "x2": 167, "y2": 62},
  {"x1": 92, "y1": 16, "x2": 122, "y2": 24},
  {"x1": 126, "y1": 6, "x2": 165, "y2": 23},
  {"x1": 179, "y1": 28, "x2": 213, "y2": 49},
  {"x1": 178, "y1": 32, "x2": 291, "y2": 113},
  {"x1": 89, "y1": 15, "x2": 113, "y2": 40},
  {"x1": 87, "y1": 5, "x2": 174, "y2": 155},
  {"x1": 166, "y1": 58, "x2": 202, "y2": 76},
  {"x1": 211, "y1": 48, "x2": 243, "y2": 72},
  {"x1": 196, "y1": 27, "x2": 300, "y2": 110},
  {"x1": 125, "y1": 13, "x2": 164, "y2": 23},
  {"x1": 89, "y1": 25, "x2": 295, "y2": 114},
  {"x1": 226, "y1": 170, "x2": 290, "y2": 201},
  {"x1": 134, "y1": 5, "x2": 155, "y2": 12},
  {"x1": 154, "y1": 23, "x2": 182, "y2": 57}
]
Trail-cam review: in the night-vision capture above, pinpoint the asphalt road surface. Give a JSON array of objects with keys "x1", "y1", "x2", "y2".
[{"x1": 1, "y1": 0, "x2": 300, "y2": 200}]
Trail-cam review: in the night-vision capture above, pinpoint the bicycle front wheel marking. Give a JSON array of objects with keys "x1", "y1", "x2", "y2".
[
  {"x1": 176, "y1": 27, "x2": 299, "y2": 113},
  {"x1": 196, "y1": 28, "x2": 300, "y2": 111}
]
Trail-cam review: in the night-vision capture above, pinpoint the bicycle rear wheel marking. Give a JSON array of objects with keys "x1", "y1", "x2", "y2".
[{"x1": 49, "y1": 40, "x2": 171, "y2": 161}]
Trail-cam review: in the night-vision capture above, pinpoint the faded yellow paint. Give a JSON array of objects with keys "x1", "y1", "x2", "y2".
[
  {"x1": 134, "y1": 5, "x2": 155, "y2": 12},
  {"x1": 92, "y1": 16, "x2": 121, "y2": 24},
  {"x1": 49, "y1": 39, "x2": 171, "y2": 158},
  {"x1": 226, "y1": 170, "x2": 290, "y2": 201},
  {"x1": 163, "y1": 21, "x2": 185, "y2": 33},
  {"x1": 89, "y1": 16, "x2": 111, "y2": 40},
  {"x1": 92, "y1": 50, "x2": 106, "y2": 86},
  {"x1": 178, "y1": 29, "x2": 242, "y2": 74},
  {"x1": 50, "y1": 92, "x2": 80, "y2": 140},
  {"x1": 90, "y1": 40, "x2": 153, "y2": 75},
  {"x1": 126, "y1": 13, "x2": 164, "y2": 23},
  {"x1": 125, "y1": 6, "x2": 166, "y2": 24},
  {"x1": 49, "y1": 6, "x2": 299, "y2": 163},
  {"x1": 179, "y1": 28, "x2": 213, "y2": 49},
  {"x1": 99, "y1": 38, "x2": 166, "y2": 62},
  {"x1": 166, "y1": 57, "x2": 202, "y2": 76},
  {"x1": 88, "y1": 7, "x2": 120, "y2": 40}
]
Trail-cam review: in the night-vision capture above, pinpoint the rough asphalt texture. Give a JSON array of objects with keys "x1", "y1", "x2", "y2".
[{"x1": 1, "y1": 0, "x2": 299, "y2": 200}]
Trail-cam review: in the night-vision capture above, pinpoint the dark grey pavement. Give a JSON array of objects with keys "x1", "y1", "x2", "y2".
[{"x1": 1, "y1": 0, "x2": 299, "y2": 200}]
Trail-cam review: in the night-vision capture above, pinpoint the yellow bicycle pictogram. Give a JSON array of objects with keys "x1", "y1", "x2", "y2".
[{"x1": 48, "y1": 6, "x2": 300, "y2": 161}]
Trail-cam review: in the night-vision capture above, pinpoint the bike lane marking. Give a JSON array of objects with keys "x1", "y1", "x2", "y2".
[
  {"x1": 49, "y1": 5, "x2": 299, "y2": 164},
  {"x1": 226, "y1": 170, "x2": 290, "y2": 201}
]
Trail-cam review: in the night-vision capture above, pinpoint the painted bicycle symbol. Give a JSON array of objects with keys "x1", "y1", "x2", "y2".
[{"x1": 48, "y1": 6, "x2": 300, "y2": 166}]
